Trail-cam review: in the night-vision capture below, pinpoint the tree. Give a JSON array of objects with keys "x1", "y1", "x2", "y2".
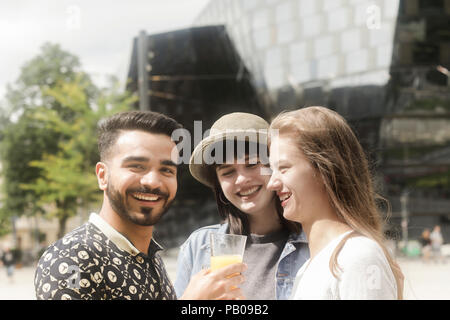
[
  {"x1": 0, "y1": 43, "x2": 91, "y2": 223},
  {"x1": 21, "y1": 76, "x2": 135, "y2": 237},
  {"x1": 4, "y1": 43, "x2": 94, "y2": 115},
  {"x1": 0, "y1": 106, "x2": 57, "y2": 225},
  {"x1": 0, "y1": 43, "x2": 136, "y2": 237}
]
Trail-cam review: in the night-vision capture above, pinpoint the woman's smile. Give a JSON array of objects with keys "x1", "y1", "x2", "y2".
[
  {"x1": 278, "y1": 192, "x2": 292, "y2": 207},
  {"x1": 236, "y1": 185, "x2": 262, "y2": 199}
]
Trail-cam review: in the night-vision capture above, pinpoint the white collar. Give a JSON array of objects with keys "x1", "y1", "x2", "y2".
[{"x1": 89, "y1": 212, "x2": 164, "y2": 256}]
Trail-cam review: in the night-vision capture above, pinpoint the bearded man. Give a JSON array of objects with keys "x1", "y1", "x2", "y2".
[{"x1": 35, "y1": 111, "x2": 246, "y2": 300}]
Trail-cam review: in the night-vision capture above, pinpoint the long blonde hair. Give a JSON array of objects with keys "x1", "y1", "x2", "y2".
[{"x1": 269, "y1": 106, "x2": 404, "y2": 299}]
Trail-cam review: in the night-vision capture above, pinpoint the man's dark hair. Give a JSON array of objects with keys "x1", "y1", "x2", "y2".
[{"x1": 97, "y1": 111, "x2": 183, "y2": 161}]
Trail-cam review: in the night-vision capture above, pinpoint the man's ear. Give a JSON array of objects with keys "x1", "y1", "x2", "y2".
[{"x1": 96, "y1": 162, "x2": 108, "y2": 191}]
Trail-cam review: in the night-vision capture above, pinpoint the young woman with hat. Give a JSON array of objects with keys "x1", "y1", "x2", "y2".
[
  {"x1": 267, "y1": 106, "x2": 404, "y2": 299},
  {"x1": 174, "y1": 112, "x2": 310, "y2": 300}
]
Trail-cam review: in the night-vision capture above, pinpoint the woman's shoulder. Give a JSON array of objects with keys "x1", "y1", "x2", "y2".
[
  {"x1": 189, "y1": 223, "x2": 226, "y2": 237},
  {"x1": 338, "y1": 234, "x2": 390, "y2": 267},
  {"x1": 181, "y1": 223, "x2": 227, "y2": 249},
  {"x1": 335, "y1": 234, "x2": 398, "y2": 299}
]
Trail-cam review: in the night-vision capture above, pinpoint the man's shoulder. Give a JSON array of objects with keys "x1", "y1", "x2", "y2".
[
  {"x1": 38, "y1": 222, "x2": 106, "y2": 263},
  {"x1": 35, "y1": 223, "x2": 106, "y2": 300}
]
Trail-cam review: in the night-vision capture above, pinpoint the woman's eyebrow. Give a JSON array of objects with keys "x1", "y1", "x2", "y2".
[{"x1": 216, "y1": 164, "x2": 232, "y2": 171}]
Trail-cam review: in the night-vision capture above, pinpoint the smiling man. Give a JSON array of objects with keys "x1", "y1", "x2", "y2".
[
  {"x1": 97, "y1": 129, "x2": 178, "y2": 253},
  {"x1": 34, "y1": 111, "x2": 246, "y2": 300}
]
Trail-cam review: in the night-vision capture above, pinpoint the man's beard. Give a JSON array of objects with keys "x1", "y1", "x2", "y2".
[{"x1": 106, "y1": 180, "x2": 173, "y2": 226}]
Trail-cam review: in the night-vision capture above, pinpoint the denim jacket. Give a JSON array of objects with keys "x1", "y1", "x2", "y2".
[{"x1": 174, "y1": 223, "x2": 309, "y2": 300}]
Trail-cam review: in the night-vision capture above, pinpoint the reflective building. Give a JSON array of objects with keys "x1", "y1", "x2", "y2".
[
  {"x1": 193, "y1": 0, "x2": 450, "y2": 242},
  {"x1": 128, "y1": 0, "x2": 450, "y2": 246},
  {"x1": 127, "y1": 25, "x2": 268, "y2": 246}
]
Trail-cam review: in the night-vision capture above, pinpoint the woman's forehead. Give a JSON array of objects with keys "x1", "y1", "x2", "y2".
[
  {"x1": 225, "y1": 151, "x2": 258, "y2": 164},
  {"x1": 270, "y1": 135, "x2": 305, "y2": 161}
]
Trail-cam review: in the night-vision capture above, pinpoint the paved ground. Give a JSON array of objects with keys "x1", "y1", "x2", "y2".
[
  {"x1": 1, "y1": 250, "x2": 448, "y2": 300},
  {"x1": 398, "y1": 257, "x2": 450, "y2": 300},
  {"x1": 0, "y1": 265, "x2": 36, "y2": 300}
]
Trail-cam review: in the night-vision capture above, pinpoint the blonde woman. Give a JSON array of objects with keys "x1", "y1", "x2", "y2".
[{"x1": 267, "y1": 106, "x2": 404, "y2": 300}]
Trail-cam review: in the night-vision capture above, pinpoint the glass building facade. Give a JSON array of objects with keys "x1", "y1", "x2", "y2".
[
  {"x1": 128, "y1": 0, "x2": 450, "y2": 246},
  {"x1": 194, "y1": 0, "x2": 400, "y2": 107},
  {"x1": 127, "y1": 26, "x2": 268, "y2": 247},
  {"x1": 193, "y1": 0, "x2": 450, "y2": 241}
]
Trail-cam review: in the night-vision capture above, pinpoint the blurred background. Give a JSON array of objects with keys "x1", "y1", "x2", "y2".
[{"x1": 0, "y1": 0, "x2": 449, "y2": 299}]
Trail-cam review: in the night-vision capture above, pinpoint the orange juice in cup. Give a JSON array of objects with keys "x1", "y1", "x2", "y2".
[
  {"x1": 210, "y1": 233, "x2": 247, "y2": 273},
  {"x1": 210, "y1": 254, "x2": 243, "y2": 271}
]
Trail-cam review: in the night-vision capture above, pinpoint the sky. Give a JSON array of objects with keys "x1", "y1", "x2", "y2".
[{"x1": 0, "y1": 0, "x2": 210, "y2": 104}]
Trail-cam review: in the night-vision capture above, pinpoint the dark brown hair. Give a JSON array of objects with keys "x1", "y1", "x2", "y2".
[{"x1": 97, "y1": 110, "x2": 182, "y2": 161}]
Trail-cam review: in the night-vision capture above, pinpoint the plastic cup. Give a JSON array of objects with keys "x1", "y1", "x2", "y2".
[{"x1": 210, "y1": 233, "x2": 247, "y2": 271}]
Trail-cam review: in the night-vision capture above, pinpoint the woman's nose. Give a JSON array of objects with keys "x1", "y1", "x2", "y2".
[
  {"x1": 235, "y1": 172, "x2": 251, "y2": 185},
  {"x1": 267, "y1": 173, "x2": 281, "y2": 191}
]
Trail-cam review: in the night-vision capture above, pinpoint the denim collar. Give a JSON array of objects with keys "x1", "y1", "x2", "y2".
[
  {"x1": 288, "y1": 229, "x2": 308, "y2": 244},
  {"x1": 217, "y1": 222, "x2": 308, "y2": 244},
  {"x1": 218, "y1": 223, "x2": 228, "y2": 233}
]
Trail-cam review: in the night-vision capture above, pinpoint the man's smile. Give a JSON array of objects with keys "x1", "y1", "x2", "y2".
[{"x1": 131, "y1": 192, "x2": 162, "y2": 202}]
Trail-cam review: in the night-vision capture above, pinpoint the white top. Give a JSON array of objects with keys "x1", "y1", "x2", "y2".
[
  {"x1": 430, "y1": 230, "x2": 443, "y2": 247},
  {"x1": 290, "y1": 231, "x2": 397, "y2": 300}
]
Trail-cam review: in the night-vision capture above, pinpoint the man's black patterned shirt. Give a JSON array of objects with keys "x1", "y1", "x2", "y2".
[{"x1": 34, "y1": 213, "x2": 176, "y2": 300}]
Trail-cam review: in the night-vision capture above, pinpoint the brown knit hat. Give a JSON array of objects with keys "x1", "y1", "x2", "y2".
[{"x1": 189, "y1": 112, "x2": 269, "y2": 188}]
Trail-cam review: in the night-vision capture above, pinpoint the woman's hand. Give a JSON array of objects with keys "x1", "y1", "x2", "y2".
[{"x1": 180, "y1": 262, "x2": 247, "y2": 300}]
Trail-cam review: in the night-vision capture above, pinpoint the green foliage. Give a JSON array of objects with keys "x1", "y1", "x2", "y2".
[
  {"x1": 0, "y1": 218, "x2": 11, "y2": 237},
  {"x1": 0, "y1": 42, "x2": 136, "y2": 236},
  {"x1": 4, "y1": 43, "x2": 95, "y2": 115},
  {"x1": 0, "y1": 108, "x2": 57, "y2": 216},
  {"x1": 21, "y1": 77, "x2": 133, "y2": 224},
  {"x1": 382, "y1": 145, "x2": 444, "y2": 160},
  {"x1": 0, "y1": 43, "x2": 86, "y2": 221},
  {"x1": 405, "y1": 168, "x2": 450, "y2": 188},
  {"x1": 404, "y1": 97, "x2": 450, "y2": 113}
]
